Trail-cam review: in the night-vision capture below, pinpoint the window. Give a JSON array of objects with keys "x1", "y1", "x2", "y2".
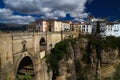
[
  {"x1": 86, "y1": 29, "x2": 88, "y2": 33},
  {"x1": 83, "y1": 25, "x2": 85, "y2": 28}
]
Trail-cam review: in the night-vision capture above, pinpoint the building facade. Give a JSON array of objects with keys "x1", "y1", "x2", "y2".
[
  {"x1": 27, "y1": 20, "x2": 47, "y2": 32},
  {"x1": 80, "y1": 22, "x2": 93, "y2": 34},
  {"x1": 100, "y1": 22, "x2": 120, "y2": 37},
  {"x1": 61, "y1": 21, "x2": 71, "y2": 32},
  {"x1": 70, "y1": 23, "x2": 81, "y2": 32}
]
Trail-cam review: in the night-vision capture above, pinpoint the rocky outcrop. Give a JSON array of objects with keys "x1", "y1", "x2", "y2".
[
  {"x1": 51, "y1": 37, "x2": 120, "y2": 80},
  {"x1": 55, "y1": 42, "x2": 76, "y2": 80}
]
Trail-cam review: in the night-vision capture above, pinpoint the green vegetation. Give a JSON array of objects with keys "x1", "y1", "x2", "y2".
[
  {"x1": 74, "y1": 59, "x2": 82, "y2": 74},
  {"x1": 95, "y1": 21, "x2": 100, "y2": 35},
  {"x1": 81, "y1": 35, "x2": 120, "y2": 64},
  {"x1": 80, "y1": 35, "x2": 120, "y2": 50},
  {"x1": 5, "y1": 76, "x2": 10, "y2": 80},
  {"x1": 112, "y1": 64, "x2": 120, "y2": 80},
  {"x1": 17, "y1": 73, "x2": 31, "y2": 80},
  {"x1": 46, "y1": 39, "x2": 69, "y2": 80},
  {"x1": 82, "y1": 40, "x2": 92, "y2": 64},
  {"x1": 74, "y1": 59, "x2": 84, "y2": 80}
]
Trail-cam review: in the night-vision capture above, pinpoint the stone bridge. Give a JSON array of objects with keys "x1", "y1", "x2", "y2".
[{"x1": 0, "y1": 31, "x2": 78, "y2": 80}]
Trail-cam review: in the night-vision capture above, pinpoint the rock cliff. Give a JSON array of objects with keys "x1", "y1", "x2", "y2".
[{"x1": 47, "y1": 36, "x2": 120, "y2": 80}]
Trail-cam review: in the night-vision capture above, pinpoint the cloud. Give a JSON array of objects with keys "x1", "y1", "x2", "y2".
[
  {"x1": 88, "y1": 0, "x2": 93, "y2": 4},
  {"x1": 0, "y1": 8, "x2": 35, "y2": 24},
  {"x1": 73, "y1": 18, "x2": 85, "y2": 21},
  {"x1": 3, "y1": 0, "x2": 92, "y2": 20}
]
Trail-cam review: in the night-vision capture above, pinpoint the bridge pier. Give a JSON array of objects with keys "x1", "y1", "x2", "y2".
[{"x1": 0, "y1": 65, "x2": 15, "y2": 80}]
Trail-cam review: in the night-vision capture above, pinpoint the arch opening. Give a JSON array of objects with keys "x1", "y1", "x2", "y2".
[
  {"x1": 48, "y1": 26, "x2": 52, "y2": 32},
  {"x1": 17, "y1": 56, "x2": 35, "y2": 80},
  {"x1": 40, "y1": 37, "x2": 46, "y2": 51}
]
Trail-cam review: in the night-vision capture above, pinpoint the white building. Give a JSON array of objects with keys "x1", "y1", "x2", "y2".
[
  {"x1": 91, "y1": 18, "x2": 106, "y2": 34},
  {"x1": 113, "y1": 22, "x2": 120, "y2": 37},
  {"x1": 80, "y1": 22, "x2": 93, "y2": 34},
  {"x1": 101, "y1": 22, "x2": 113, "y2": 37},
  {"x1": 61, "y1": 21, "x2": 71, "y2": 31},
  {"x1": 99, "y1": 22, "x2": 120, "y2": 37}
]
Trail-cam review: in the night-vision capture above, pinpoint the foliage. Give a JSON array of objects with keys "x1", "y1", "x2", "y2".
[
  {"x1": 79, "y1": 34, "x2": 120, "y2": 51},
  {"x1": 95, "y1": 21, "x2": 100, "y2": 36},
  {"x1": 81, "y1": 35, "x2": 120, "y2": 64},
  {"x1": 70, "y1": 38, "x2": 77, "y2": 44},
  {"x1": 5, "y1": 76, "x2": 10, "y2": 80},
  {"x1": 112, "y1": 64, "x2": 120, "y2": 80},
  {"x1": 46, "y1": 39, "x2": 69, "y2": 80},
  {"x1": 82, "y1": 40, "x2": 92, "y2": 64},
  {"x1": 17, "y1": 73, "x2": 31, "y2": 80},
  {"x1": 74, "y1": 59, "x2": 82, "y2": 74}
]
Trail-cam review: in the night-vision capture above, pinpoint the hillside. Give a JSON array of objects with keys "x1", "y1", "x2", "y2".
[{"x1": 0, "y1": 23, "x2": 27, "y2": 31}]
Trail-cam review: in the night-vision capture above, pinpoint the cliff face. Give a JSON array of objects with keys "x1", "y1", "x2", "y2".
[
  {"x1": 49, "y1": 37, "x2": 120, "y2": 80},
  {"x1": 55, "y1": 42, "x2": 76, "y2": 80},
  {"x1": 70, "y1": 38, "x2": 120, "y2": 80}
]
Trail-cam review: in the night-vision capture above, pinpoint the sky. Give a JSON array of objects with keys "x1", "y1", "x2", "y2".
[{"x1": 0, "y1": 0, "x2": 120, "y2": 24}]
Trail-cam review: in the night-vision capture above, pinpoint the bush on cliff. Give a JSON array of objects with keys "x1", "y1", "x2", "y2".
[{"x1": 46, "y1": 39, "x2": 69, "y2": 80}]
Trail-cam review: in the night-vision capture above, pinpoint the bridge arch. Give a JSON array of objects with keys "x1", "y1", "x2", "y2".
[
  {"x1": 39, "y1": 37, "x2": 46, "y2": 51},
  {"x1": 15, "y1": 52, "x2": 35, "y2": 79}
]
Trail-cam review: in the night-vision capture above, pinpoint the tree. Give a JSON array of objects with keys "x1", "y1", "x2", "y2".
[{"x1": 95, "y1": 21, "x2": 100, "y2": 36}]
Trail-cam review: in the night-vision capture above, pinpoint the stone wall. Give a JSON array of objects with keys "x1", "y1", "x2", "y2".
[
  {"x1": 0, "y1": 33, "x2": 14, "y2": 80},
  {"x1": 0, "y1": 32, "x2": 79, "y2": 80}
]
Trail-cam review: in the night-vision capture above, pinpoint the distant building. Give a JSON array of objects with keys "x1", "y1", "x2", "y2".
[
  {"x1": 100, "y1": 22, "x2": 113, "y2": 37},
  {"x1": 27, "y1": 20, "x2": 72, "y2": 32},
  {"x1": 100, "y1": 22, "x2": 120, "y2": 37},
  {"x1": 113, "y1": 22, "x2": 120, "y2": 37},
  {"x1": 80, "y1": 22, "x2": 93, "y2": 34},
  {"x1": 91, "y1": 18, "x2": 106, "y2": 35},
  {"x1": 27, "y1": 20, "x2": 61, "y2": 32},
  {"x1": 61, "y1": 21, "x2": 71, "y2": 32},
  {"x1": 70, "y1": 22, "x2": 81, "y2": 32},
  {"x1": 27, "y1": 20, "x2": 47, "y2": 32},
  {"x1": 27, "y1": 18, "x2": 120, "y2": 37}
]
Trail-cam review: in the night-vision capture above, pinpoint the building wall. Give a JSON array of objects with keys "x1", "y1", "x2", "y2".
[
  {"x1": 113, "y1": 23, "x2": 120, "y2": 37},
  {"x1": 100, "y1": 23, "x2": 120, "y2": 37},
  {"x1": 54, "y1": 21, "x2": 61, "y2": 32},
  {"x1": 105, "y1": 25, "x2": 113, "y2": 36},
  {"x1": 61, "y1": 22, "x2": 70, "y2": 31},
  {"x1": 42, "y1": 21, "x2": 47, "y2": 32},
  {"x1": 80, "y1": 24, "x2": 92, "y2": 34}
]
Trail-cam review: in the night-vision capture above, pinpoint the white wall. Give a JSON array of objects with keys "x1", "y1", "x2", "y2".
[
  {"x1": 61, "y1": 22, "x2": 70, "y2": 31},
  {"x1": 80, "y1": 24, "x2": 92, "y2": 34},
  {"x1": 100, "y1": 23, "x2": 120, "y2": 37}
]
